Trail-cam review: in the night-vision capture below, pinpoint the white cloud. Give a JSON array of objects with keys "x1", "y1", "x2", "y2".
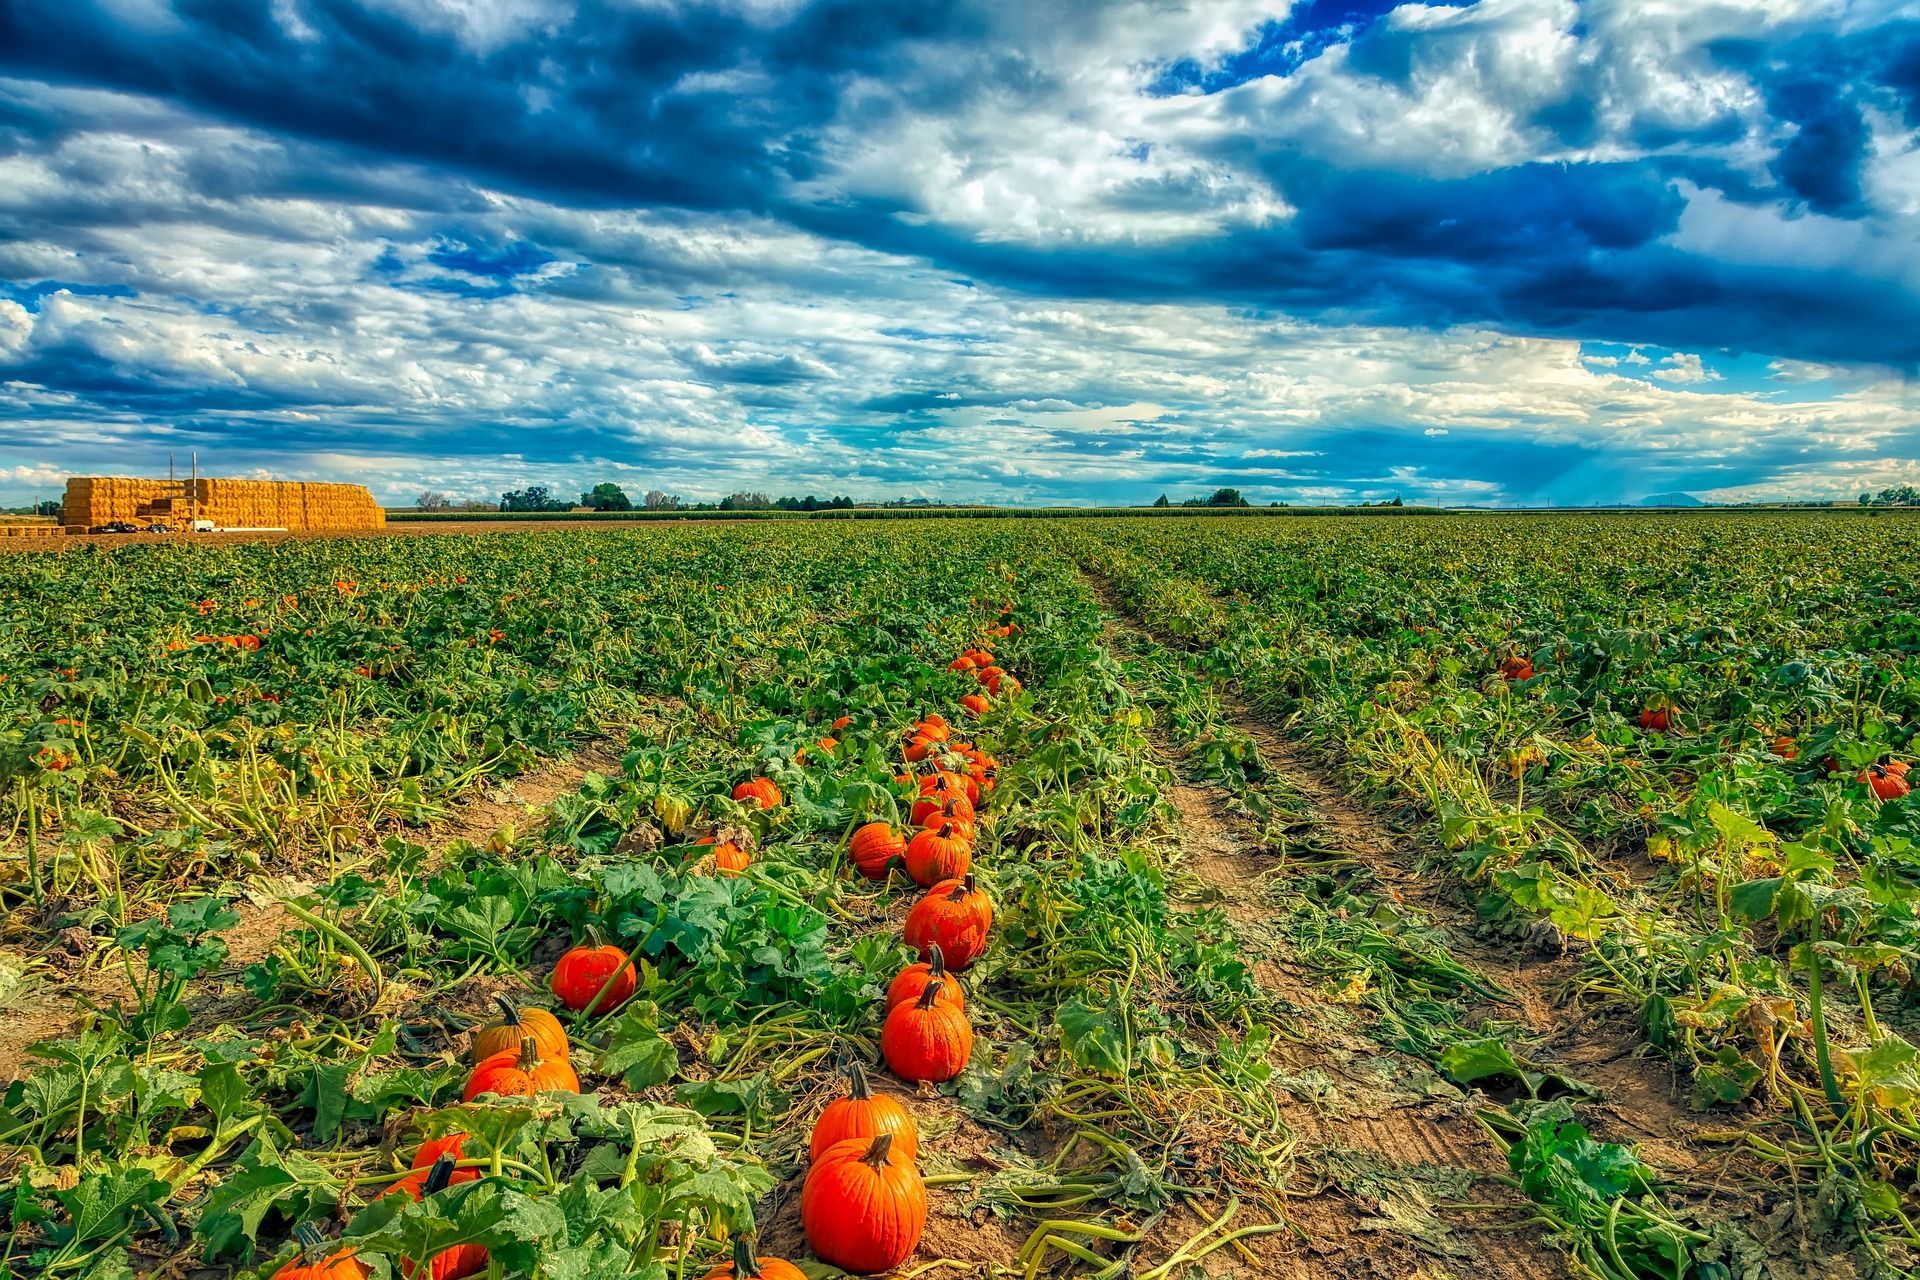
[{"x1": 1648, "y1": 352, "x2": 1721, "y2": 384}]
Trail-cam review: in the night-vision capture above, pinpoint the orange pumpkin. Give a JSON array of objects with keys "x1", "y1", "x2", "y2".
[
  {"x1": 397, "y1": 1159, "x2": 489, "y2": 1280},
  {"x1": 882, "y1": 982, "x2": 973, "y2": 1083},
  {"x1": 1862, "y1": 763, "x2": 1912, "y2": 801},
  {"x1": 463, "y1": 1036, "x2": 580, "y2": 1101},
  {"x1": 471, "y1": 995, "x2": 569, "y2": 1065},
  {"x1": 959, "y1": 693, "x2": 990, "y2": 716},
  {"x1": 732, "y1": 778, "x2": 783, "y2": 809},
  {"x1": 848, "y1": 822, "x2": 907, "y2": 881},
  {"x1": 911, "y1": 793, "x2": 974, "y2": 831},
  {"x1": 1639, "y1": 705, "x2": 1672, "y2": 733},
  {"x1": 801, "y1": 1134, "x2": 926, "y2": 1275},
  {"x1": 887, "y1": 944, "x2": 964, "y2": 1014},
  {"x1": 386, "y1": 1137, "x2": 477, "y2": 1199},
  {"x1": 279, "y1": 1229, "x2": 370, "y2": 1280},
  {"x1": 903, "y1": 823, "x2": 972, "y2": 887},
  {"x1": 904, "y1": 874, "x2": 992, "y2": 969},
  {"x1": 699, "y1": 1237, "x2": 808, "y2": 1280},
  {"x1": 809, "y1": 1060, "x2": 917, "y2": 1163},
  {"x1": 695, "y1": 835, "x2": 753, "y2": 876},
  {"x1": 550, "y1": 943, "x2": 637, "y2": 1014}
]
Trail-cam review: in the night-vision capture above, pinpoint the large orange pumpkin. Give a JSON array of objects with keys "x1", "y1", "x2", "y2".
[{"x1": 801, "y1": 1134, "x2": 926, "y2": 1274}]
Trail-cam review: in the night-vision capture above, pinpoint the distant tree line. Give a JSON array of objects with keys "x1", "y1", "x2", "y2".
[
  {"x1": 1860, "y1": 485, "x2": 1920, "y2": 507},
  {"x1": 415, "y1": 483, "x2": 860, "y2": 514},
  {"x1": 1152, "y1": 488, "x2": 1254, "y2": 508}
]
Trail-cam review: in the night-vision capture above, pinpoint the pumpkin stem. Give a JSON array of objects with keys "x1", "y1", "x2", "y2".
[
  {"x1": 493, "y1": 993, "x2": 523, "y2": 1026},
  {"x1": 293, "y1": 1224, "x2": 326, "y2": 1256},
  {"x1": 928, "y1": 944, "x2": 947, "y2": 979},
  {"x1": 845, "y1": 1058, "x2": 872, "y2": 1100},
  {"x1": 860, "y1": 1132, "x2": 894, "y2": 1168},
  {"x1": 916, "y1": 980, "x2": 944, "y2": 1010},
  {"x1": 422, "y1": 1154, "x2": 457, "y2": 1196},
  {"x1": 730, "y1": 1236, "x2": 763, "y2": 1280},
  {"x1": 516, "y1": 1035, "x2": 541, "y2": 1069}
]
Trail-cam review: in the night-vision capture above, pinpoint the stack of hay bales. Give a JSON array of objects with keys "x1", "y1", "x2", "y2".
[
  {"x1": 61, "y1": 477, "x2": 176, "y2": 531},
  {"x1": 60, "y1": 477, "x2": 386, "y2": 533}
]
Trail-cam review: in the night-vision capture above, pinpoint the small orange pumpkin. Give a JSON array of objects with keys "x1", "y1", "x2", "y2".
[
  {"x1": 904, "y1": 874, "x2": 992, "y2": 969},
  {"x1": 463, "y1": 1036, "x2": 580, "y2": 1101},
  {"x1": 471, "y1": 995, "x2": 569, "y2": 1065},
  {"x1": 887, "y1": 944, "x2": 964, "y2": 1014},
  {"x1": 809, "y1": 1060, "x2": 917, "y2": 1162},
  {"x1": 882, "y1": 982, "x2": 973, "y2": 1083},
  {"x1": 732, "y1": 778, "x2": 783, "y2": 809},
  {"x1": 1862, "y1": 762, "x2": 1912, "y2": 801},
  {"x1": 849, "y1": 822, "x2": 907, "y2": 881},
  {"x1": 959, "y1": 693, "x2": 990, "y2": 716},
  {"x1": 699, "y1": 1237, "x2": 808, "y2": 1280},
  {"x1": 904, "y1": 823, "x2": 972, "y2": 887},
  {"x1": 279, "y1": 1228, "x2": 370, "y2": 1280},
  {"x1": 550, "y1": 942, "x2": 637, "y2": 1014}
]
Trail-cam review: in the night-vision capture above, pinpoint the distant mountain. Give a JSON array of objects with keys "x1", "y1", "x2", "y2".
[{"x1": 1639, "y1": 492, "x2": 1705, "y2": 507}]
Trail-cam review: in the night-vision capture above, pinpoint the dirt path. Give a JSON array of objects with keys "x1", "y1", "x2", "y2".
[
  {"x1": 1077, "y1": 567, "x2": 1802, "y2": 1271},
  {"x1": 0, "y1": 739, "x2": 621, "y2": 1078},
  {"x1": 1087, "y1": 602, "x2": 1572, "y2": 1279}
]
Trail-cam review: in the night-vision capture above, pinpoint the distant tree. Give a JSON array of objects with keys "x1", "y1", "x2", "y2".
[
  {"x1": 643, "y1": 489, "x2": 683, "y2": 511},
  {"x1": 455, "y1": 499, "x2": 499, "y2": 512},
  {"x1": 500, "y1": 485, "x2": 567, "y2": 512},
  {"x1": 1388, "y1": 495, "x2": 1404, "y2": 507},
  {"x1": 1876, "y1": 484, "x2": 1920, "y2": 507},
  {"x1": 580, "y1": 482, "x2": 633, "y2": 512},
  {"x1": 1152, "y1": 494, "x2": 1170, "y2": 508},
  {"x1": 34, "y1": 499, "x2": 60, "y2": 517},
  {"x1": 1861, "y1": 492, "x2": 1875, "y2": 507},
  {"x1": 719, "y1": 491, "x2": 772, "y2": 511},
  {"x1": 415, "y1": 490, "x2": 451, "y2": 511},
  {"x1": 1206, "y1": 488, "x2": 1249, "y2": 508}
]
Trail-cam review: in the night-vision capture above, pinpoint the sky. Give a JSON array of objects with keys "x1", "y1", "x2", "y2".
[{"x1": 1, "y1": 1, "x2": 1918, "y2": 509}]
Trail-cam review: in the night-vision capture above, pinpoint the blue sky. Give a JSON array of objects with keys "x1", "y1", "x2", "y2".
[{"x1": 1, "y1": 0, "x2": 1917, "y2": 508}]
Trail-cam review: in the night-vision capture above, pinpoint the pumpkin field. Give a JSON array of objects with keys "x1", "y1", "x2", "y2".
[{"x1": 2, "y1": 512, "x2": 1918, "y2": 1280}]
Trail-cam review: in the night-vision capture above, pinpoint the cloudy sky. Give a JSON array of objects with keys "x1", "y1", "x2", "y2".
[{"x1": 2, "y1": 0, "x2": 1917, "y2": 508}]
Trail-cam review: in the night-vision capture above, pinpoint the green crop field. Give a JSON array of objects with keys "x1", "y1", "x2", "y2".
[{"x1": 3, "y1": 512, "x2": 1916, "y2": 1280}]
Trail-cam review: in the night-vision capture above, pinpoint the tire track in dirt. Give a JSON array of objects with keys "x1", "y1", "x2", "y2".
[
  {"x1": 1089, "y1": 596, "x2": 1572, "y2": 1280},
  {"x1": 0, "y1": 738, "x2": 625, "y2": 1078},
  {"x1": 1078, "y1": 569, "x2": 1777, "y2": 1250}
]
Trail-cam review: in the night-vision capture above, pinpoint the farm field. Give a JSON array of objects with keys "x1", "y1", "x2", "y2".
[{"x1": 2, "y1": 512, "x2": 1916, "y2": 1280}]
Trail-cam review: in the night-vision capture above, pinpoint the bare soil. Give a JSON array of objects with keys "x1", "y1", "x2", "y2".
[{"x1": 1091, "y1": 602, "x2": 1571, "y2": 1280}]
